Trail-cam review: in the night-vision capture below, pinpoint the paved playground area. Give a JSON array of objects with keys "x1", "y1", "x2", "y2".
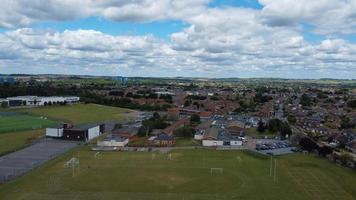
[{"x1": 0, "y1": 139, "x2": 77, "y2": 182}]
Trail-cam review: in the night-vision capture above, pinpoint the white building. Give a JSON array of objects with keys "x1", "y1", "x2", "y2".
[
  {"x1": 230, "y1": 140, "x2": 243, "y2": 146},
  {"x1": 202, "y1": 127, "x2": 224, "y2": 147},
  {"x1": 46, "y1": 128, "x2": 64, "y2": 138},
  {"x1": 97, "y1": 136, "x2": 129, "y2": 147},
  {"x1": 6, "y1": 96, "x2": 80, "y2": 107},
  {"x1": 194, "y1": 130, "x2": 204, "y2": 140},
  {"x1": 202, "y1": 127, "x2": 243, "y2": 147},
  {"x1": 202, "y1": 140, "x2": 224, "y2": 147}
]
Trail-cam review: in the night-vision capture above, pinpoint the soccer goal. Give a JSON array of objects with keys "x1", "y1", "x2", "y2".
[
  {"x1": 64, "y1": 157, "x2": 80, "y2": 177},
  {"x1": 64, "y1": 157, "x2": 79, "y2": 168},
  {"x1": 210, "y1": 168, "x2": 223, "y2": 175},
  {"x1": 94, "y1": 152, "x2": 101, "y2": 159}
]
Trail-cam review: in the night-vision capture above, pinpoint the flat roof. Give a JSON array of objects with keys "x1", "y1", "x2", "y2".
[{"x1": 69, "y1": 123, "x2": 102, "y2": 131}]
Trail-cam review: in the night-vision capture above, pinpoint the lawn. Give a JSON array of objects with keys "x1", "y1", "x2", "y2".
[
  {"x1": 175, "y1": 138, "x2": 201, "y2": 146},
  {"x1": 20, "y1": 104, "x2": 137, "y2": 124},
  {"x1": 0, "y1": 148, "x2": 355, "y2": 200},
  {"x1": 247, "y1": 127, "x2": 276, "y2": 136},
  {"x1": 0, "y1": 112, "x2": 59, "y2": 133},
  {"x1": 0, "y1": 129, "x2": 44, "y2": 156}
]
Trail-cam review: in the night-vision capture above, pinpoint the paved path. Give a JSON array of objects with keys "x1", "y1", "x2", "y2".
[{"x1": 0, "y1": 139, "x2": 78, "y2": 182}]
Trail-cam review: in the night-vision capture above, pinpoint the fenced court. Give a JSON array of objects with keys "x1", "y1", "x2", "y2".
[
  {"x1": 0, "y1": 139, "x2": 77, "y2": 182},
  {"x1": 0, "y1": 112, "x2": 59, "y2": 133},
  {"x1": 0, "y1": 149, "x2": 355, "y2": 200}
]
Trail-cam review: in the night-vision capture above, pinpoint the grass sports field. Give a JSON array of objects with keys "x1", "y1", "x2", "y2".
[
  {"x1": 0, "y1": 112, "x2": 58, "y2": 133},
  {"x1": 21, "y1": 103, "x2": 137, "y2": 124},
  {"x1": 0, "y1": 129, "x2": 44, "y2": 156},
  {"x1": 0, "y1": 148, "x2": 355, "y2": 200}
]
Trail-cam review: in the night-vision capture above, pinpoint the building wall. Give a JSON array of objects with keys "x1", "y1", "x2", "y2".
[
  {"x1": 63, "y1": 130, "x2": 87, "y2": 141},
  {"x1": 88, "y1": 126, "x2": 100, "y2": 140},
  {"x1": 97, "y1": 139, "x2": 129, "y2": 147},
  {"x1": 6, "y1": 96, "x2": 80, "y2": 107},
  {"x1": 194, "y1": 134, "x2": 204, "y2": 140},
  {"x1": 230, "y1": 140, "x2": 242, "y2": 146},
  {"x1": 46, "y1": 128, "x2": 63, "y2": 138},
  {"x1": 202, "y1": 140, "x2": 223, "y2": 147}
]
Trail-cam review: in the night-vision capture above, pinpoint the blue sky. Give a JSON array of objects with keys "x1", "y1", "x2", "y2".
[
  {"x1": 26, "y1": 0, "x2": 263, "y2": 39},
  {"x1": 0, "y1": 0, "x2": 355, "y2": 78}
]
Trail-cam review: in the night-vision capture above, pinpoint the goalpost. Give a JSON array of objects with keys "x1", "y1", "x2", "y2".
[
  {"x1": 210, "y1": 168, "x2": 223, "y2": 175},
  {"x1": 64, "y1": 157, "x2": 80, "y2": 177},
  {"x1": 94, "y1": 152, "x2": 101, "y2": 159}
]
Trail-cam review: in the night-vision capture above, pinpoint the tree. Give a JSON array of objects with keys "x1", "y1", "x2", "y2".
[
  {"x1": 300, "y1": 94, "x2": 311, "y2": 107},
  {"x1": 299, "y1": 137, "x2": 318, "y2": 152},
  {"x1": 287, "y1": 114, "x2": 296, "y2": 124},
  {"x1": 280, "y1": 123, "x2": 292, "y2": 138},
  {"x1": 113, "y1": 123, "x2": 122, "y2": 130},
  {"x1": 152, "y1": 112, "x2": 160, "y2": 120},
  {"x1": 340, "y1": 115, "x2": 354, "y2": 129},
  {"x1": 173, "y1": 126, "x2": 195, "y2": 138},
  {"x1": 1, "y1": 101, "x2": 8, "y2": 108},
  {"x1": 210, "y1": 95, "x2": 219, "y2": 101},
  {"x1": 257, "y1": 120, "x2": 266, "y2": 133},
  {"x1": 254, "y1": 92, "x2": 272, "y2": 104},
  {"x1": 267, "y1": 118, "x2": 282, "y2": 133},
  {"x1": 193, "y1": 102, "x2": 200, "y2": 109},
  {"x1": 184, "y1": 99, "x2": 192, "y2": 107},
  {"x1": 190, "y1": 114, "x2": 201, "y2": 125},
  {"x1": 138, "y1": 126, "x2": 150, "y2": 137},
  {"x1": 318, "y1": 146, "x2": 333, "y2": 157},
  {"x1": 347, "y1": 99, "x2": 356, "y2": 109}
]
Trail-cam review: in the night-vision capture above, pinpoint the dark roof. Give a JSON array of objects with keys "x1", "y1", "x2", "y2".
[
  {"x1": 203, "y1": 127, "x2": 220, "y2": 140},
  {"x1": 155, "y1": 133, "x2": 175, "y2": 141},
  {"x1": 69, "y1": 123, "x2": 101, "y2": 131},
  {"x1": 103, "y1": 135, "x2": 127, "y2": 142}
]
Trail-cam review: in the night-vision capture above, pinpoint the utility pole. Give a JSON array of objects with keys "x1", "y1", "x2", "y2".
[
  {"x1": 270, "y1": 155, "x2": 273, "y2": 176},
  {"x1": 274, "y1": 159, "x2": 277, "y2": 182},
  {"x1": 72, "y1": 160, "x2": 75, "y2": 177},
  {"x1": 77, "y1": 152, "x2": 80, "y2": 174}
]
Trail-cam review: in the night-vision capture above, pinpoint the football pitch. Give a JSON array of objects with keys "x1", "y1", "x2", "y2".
[
  {"x1": 0, "y1": 112, "x2": 58, "y2": 133},
  {"x1": 0, "y1": 148, "x2": 355, "y2": 200},
  {"x1": 20, "y1": 103, "x2": 137, "y2": 124}
]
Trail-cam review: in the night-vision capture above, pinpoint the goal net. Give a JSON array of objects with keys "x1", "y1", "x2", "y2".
[
  {"x1": 64, "y1": 157, "x2": 79, "y2": 168},
  {"x1": 210, "y1": 168, "x2": 223, "y2": 175}
]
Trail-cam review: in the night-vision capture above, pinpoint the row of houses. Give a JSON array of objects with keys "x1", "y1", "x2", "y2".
[
  {"x1": 200, "y1": 127, "x2": 243, "y2": 147},
  {"x1": 2, "y1": 96, "x2": 80, "y2": 107}
]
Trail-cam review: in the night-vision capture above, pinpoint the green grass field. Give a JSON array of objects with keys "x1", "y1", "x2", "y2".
[
  {"x1": 0, "y1": 148, "x2": 355, "y2": 200},
  {"x1": 0, "y1": 113, "x2": 58, "y2": 133},
  {"x1": 0, "y1": 129, "x2": 44, "y2": 156},
  {"x1": 20, "y1": 104, "x2": 137, "y2": 124}
]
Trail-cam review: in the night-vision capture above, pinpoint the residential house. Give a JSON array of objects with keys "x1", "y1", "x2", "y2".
[
  {"x1": 97, "y1": 135, "x2": 129, "y2": 147},
  {"x1": 148, "y1": 133, "x2": 176, "y2": 147}
]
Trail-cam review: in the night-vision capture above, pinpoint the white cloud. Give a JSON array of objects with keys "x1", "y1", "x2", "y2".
[
  {"x1": 0, "y1": 0, "x2": 210, "y2": 28},
  {"x1": 1, "y1": 27, "x2": 355, "y2": 78},
  {"x1": 0, "y1": 1, "x2": 356, "y2": 78},
  {"x1": 259, "y1": 0, "x2": 356, "y2": 34}
]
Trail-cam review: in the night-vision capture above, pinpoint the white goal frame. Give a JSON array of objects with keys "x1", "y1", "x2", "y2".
[{"x1": 210, "y1": 168, "x2": 223, "y2": 175}]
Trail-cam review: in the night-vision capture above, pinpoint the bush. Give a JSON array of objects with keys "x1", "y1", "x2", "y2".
[
  {"x1": 347, "y1": 99, "x2": 356, "y2": 109},
  {"x1": 173, "y1": 126, "x2": 195, "y2": 138},
  {"x1": 190, "y1": 114, "x2": 201, "y2": 125},
  {"x1": 299, "y1": 137, "x2": 318, "y2": 152}
]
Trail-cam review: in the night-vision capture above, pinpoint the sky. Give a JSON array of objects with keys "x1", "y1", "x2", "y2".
[{"x1": 0, "y1": 0, "x2": 356, "y2": 79}]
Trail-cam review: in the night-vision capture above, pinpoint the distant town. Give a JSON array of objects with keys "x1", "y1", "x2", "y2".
[{"x1": 0, "y1": 74, "x2": 355, "y2": 199}]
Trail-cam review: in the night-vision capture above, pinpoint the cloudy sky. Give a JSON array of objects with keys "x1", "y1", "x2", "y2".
[{"x1": 0, "y1": 0, "x2": 356, "y2": 78}]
